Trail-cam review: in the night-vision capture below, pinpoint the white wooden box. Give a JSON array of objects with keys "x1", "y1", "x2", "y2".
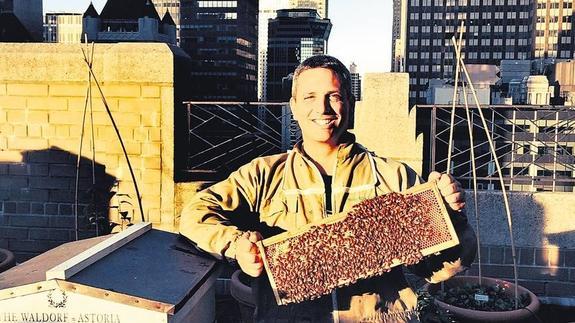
[{"x1": 0, "y1": 224, "x2": 219, "y2": 323}]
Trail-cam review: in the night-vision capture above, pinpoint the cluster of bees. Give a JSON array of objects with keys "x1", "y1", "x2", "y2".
[{"x1": 264, "y1": 192, "x2": 436, "y2": 304}]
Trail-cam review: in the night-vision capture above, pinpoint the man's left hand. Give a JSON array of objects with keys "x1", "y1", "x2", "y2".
[{"x1": 428, "y1": 171, "x2": 466, "y2": 212}]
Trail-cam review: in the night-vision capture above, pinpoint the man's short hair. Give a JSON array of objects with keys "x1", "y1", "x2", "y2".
[{"x1": 291, "y1": 55, "x2": 354, "y2": 105}]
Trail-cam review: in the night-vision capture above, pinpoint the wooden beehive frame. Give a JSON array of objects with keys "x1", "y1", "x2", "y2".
[{"x1": 256, "y1": 181, "x2": 460, "y2": 305}]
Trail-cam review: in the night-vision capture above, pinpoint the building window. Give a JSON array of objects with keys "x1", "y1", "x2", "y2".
[
  {"x1": 506, "y1": 25, "x2": 516, "y2": 32},
  {"x1": 505, "y1": 51, "x2": 515, "y2": 59},
  {"x1": 506, "y1": 38, "x2": 515, "y2": 45},
  {"x1": 482, "y1": 12, "x2": 492, "y2": 19},
  {"x1": 480, "y1": 52, "x2": 490, "y2": 59},
  {"x1": 481, "y1": 38, "x2": 491, "y2": 46},
  {"x1": 434, "y1": 12, "x2": 443, "y2": 19},
  {"x1": 408, "y1": 65, "x2": 417, "y2": 72},
  {"x1": 507, "y1": 12, "x2": 516, "y2": 19},
  {"x1": 561, "y1": 50, "x2": 572, "y2": 58}
]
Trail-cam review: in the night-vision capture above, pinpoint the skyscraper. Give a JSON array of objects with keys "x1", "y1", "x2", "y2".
[
  {"x1": 350, "y1": 62, "x2": 361, "y2": 101},
  {"x1": 391, "y1": 0, "x2": 407, "y2": 72},
  {"x1": 401, "y1": 0, "x2": 534, "y2": 104},
  {"x1": 266, "y1": 8, "x2": 331, "y2": 101},
  {"x1": 44, "y1": 13, "x2": 83, "y2": 43},
  {"x1": 180, "y1": 0, "x2": 258, "y2": 101},
  {"x1": 535, "y1": 0, "x2": 575, "y2": 59},
  {"x1": 257, "y1": 0, "x2": 327, "y2": 101},
  {"x1": 0, "y1": 0, "x2": 43, "y2": 41}
]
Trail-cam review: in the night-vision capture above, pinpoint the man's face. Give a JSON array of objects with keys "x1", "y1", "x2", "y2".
[{"x1": 290, "y1": 68, "x2": 351, "y2": 148}]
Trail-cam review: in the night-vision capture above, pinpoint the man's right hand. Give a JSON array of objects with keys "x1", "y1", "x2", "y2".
[{"x1": 236, "y1": 231, "x2": 264, "y2": 277}]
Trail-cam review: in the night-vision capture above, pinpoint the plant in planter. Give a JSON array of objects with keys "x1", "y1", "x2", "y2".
[{"x1": 422, "y1": 25, "x2": 541, "y2": 323}]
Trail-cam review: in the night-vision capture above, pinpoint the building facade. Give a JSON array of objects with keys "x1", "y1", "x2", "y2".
[
  {"x1": 180, "y1": 0, "x2": 258, "y2": 101},
  {"x1": 257, "y1": 0, "x2": 327, "y2": 101},
  {"x1": 0, "y1": 0, "x2": 42, "y2": 41},
  {"x1": 44, "y1": 13, "x2": 82, "y2": 43},
  {"x1": 402, "y1": 0, "x2": 535, "y2": 104},
  {"x1": 153, "y1": 0, "x2": 182, "y2": 44},
  {"x1": 266, "y1": 8, "x2": 331, "y2": 101},
  {"x1": 349, "y1": 62, "x2": 361, "y2": 101},
  {"x1": 535, "y1": 0, "x2": 574, "y2": 59},
  {"x1": 83, "y1": 0, "x2": 176, "y2": 44},
  {"x1": 391, "y1": 0, "x2": 407, "y2": 72}
]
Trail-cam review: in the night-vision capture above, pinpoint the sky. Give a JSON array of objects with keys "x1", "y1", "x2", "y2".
[{"x1": 42, "y1": 0, "x2": 393, "y2": 73}]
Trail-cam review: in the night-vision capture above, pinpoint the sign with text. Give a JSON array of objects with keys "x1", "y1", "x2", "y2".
[{"x1": 0, "y1": 288, "x2": 167, "y2": 323}]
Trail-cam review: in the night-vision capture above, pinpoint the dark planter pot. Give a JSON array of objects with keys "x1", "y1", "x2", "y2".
[
  {"x1": 230, "y1": 269, "x2": 256, "y2": 323},
  {"x1": 424, "y1": 276, "x2": 541, "y2": 323},
  {"x1": 0, "y1": 248, "x2": 15, "y2": 273}
]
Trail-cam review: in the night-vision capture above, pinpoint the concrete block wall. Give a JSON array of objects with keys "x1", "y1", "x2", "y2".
[
  {"x1": 0, "y1": 43, "x2": 184, "y2": 262},
  {"x1": 465, "y1": 190, "x2": 575, "y2": 299},
  {"x1": 353, "y1": 73, "x2": 424, "y2": 174}
]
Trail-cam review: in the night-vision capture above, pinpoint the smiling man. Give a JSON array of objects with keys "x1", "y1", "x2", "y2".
[{"x1": 179, "y1": 55, "x2": 476, "y2": 322}]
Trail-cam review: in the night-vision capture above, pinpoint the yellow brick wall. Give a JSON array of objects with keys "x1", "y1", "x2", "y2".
[{"x1": 0, "y1": 43, "x2": 180, "y2": 261}]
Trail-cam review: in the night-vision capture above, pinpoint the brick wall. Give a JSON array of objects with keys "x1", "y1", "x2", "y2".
[{"x1": 0, "y1": 43, "x2": 186, "y2": 262}]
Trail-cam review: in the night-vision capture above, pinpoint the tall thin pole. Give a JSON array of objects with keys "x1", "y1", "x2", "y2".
[
  {"x1": 446, "y1": 21, "x2": 465, "y2": 174},
  {"x1": 453, "y1": 37, "x2": 519, "y2": 308},
  {"x1": 80, "y1": 47, "x2": 145, "y2": 223}
]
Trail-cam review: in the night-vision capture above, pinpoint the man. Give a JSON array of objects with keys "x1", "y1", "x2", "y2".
[{"x1": 180, "y1": 55, "x2": 476, "y2": 322}]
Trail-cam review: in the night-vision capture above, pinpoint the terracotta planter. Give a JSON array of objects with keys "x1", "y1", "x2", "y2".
[
  {"x1": 0, "y1": 248, "x2": 15, "y2": 273},
  {"x1": 230, "y1": 269, "x2": 256, "y2": 323},
  {"x1": 424, "y1": 276, "x2": 540, "y2": 323}
]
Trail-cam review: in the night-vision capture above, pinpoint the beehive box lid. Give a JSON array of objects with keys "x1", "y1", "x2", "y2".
[{"x1": 0, "y1": 227, "x2": 218, "y2": 314}]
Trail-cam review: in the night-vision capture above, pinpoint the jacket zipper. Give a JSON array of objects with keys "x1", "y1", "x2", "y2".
[{"x1": 298, "y1": 149, "x2": 341, "y2": 321}]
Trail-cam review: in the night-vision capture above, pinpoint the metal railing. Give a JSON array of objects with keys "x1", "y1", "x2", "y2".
[
  {"x1": 182, "y1": 101, "x2": 299, "y2": 181},
  {"x1": 420, "y1": 105, "x2": 575, "y2": 192}
]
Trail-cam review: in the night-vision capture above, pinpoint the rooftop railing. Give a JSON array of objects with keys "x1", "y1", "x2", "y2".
[
  {"x1": 419, "y1": 105, "x2": 575, "y2": 192},
  {"x1": 182, "y1": 101, "x2": 298, "y2": 181}
]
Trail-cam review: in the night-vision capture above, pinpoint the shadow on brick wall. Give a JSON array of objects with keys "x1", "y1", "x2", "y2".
[{"x1": 0, "y1": 146, "x2": 116, "y2": 263}]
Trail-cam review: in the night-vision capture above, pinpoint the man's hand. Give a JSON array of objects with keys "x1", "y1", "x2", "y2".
[
  {"x1": 236, "y1": 231, "x2": 264, "y2": 277},
  {"x1": 428, "y1": 171, "x2": 466, "y2": 212}
]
